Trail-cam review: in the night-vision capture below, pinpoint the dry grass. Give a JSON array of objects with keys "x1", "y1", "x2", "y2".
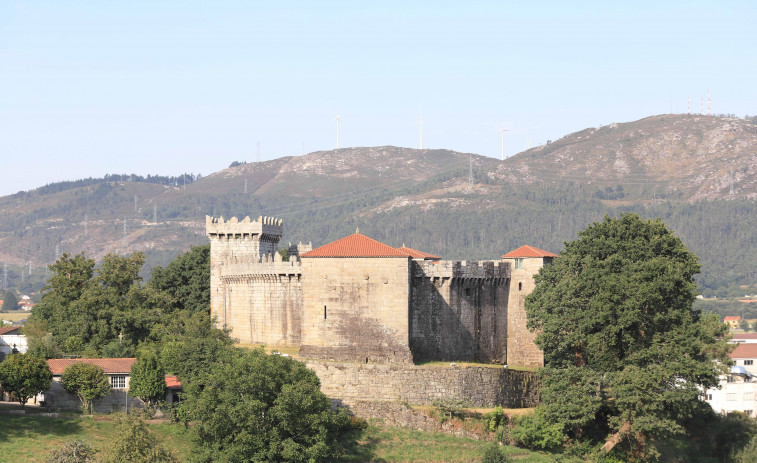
[{"x1": 0, "y1": 311, "x2": 29, "y2": 322}]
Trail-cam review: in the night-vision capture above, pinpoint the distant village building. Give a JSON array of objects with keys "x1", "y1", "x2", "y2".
[
  {"x1": 724, "y1": 316, "x2": 742, "y2": 330},
  {"x1": 704, "y1": 344, "x2": 757, "y2": 416}
]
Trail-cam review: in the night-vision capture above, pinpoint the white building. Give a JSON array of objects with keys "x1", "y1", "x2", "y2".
[
  {"x1": 704, "y1": 343, "x2": 757, "y2": 416},
  {"x1": 0, "y1": 326, "x2": 28, "y2": 361},
  {"x1": 730, "y1": 333, "x2": 757, "y2": 344}
]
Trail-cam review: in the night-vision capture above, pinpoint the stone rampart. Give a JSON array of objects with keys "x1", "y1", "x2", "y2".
[
  {"x1": 307, "y1": 361, "x2": 539, "y2": 408},
  {"x1": 413, "y1": 260, "x2": 509, "y2": 280}
]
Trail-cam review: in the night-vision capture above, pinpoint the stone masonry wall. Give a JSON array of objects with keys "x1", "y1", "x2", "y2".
[
  {"x1": 410, "y1": 260, "x2": 510, "y2": 363},
  {"x1": 307, "y1": 361, "x2": 539, "y2": 408},
  {"x1": 300, "y1": 257, "x2": 413, "y2": 363},
  {"x1": 221, "y1": 261, "x2": 303, "y2": 346},
  {"x1": 45, "y1": 377, "x2": 144, "y2": 413},
  {"x1": 503, "y1": 257, "x2": 546, "y2": 367}
]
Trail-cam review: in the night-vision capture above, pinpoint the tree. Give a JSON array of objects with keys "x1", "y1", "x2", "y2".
[
  {"x1": 148, "y1": 244, "x2": 210, "y2": 314},
  {"x1": 740, "y1": 318, "x2": 751, "y2": 332},
  {"x1": 98, "y1": 413, "x2": 177, "y2": 463},
  {"x1": 183, "y1": 348, "x2": 350, "y2": 463},
  {"x1": 524, "y1": 213, "x2": 731, "y2": 459},
  {"x1": 481, "y1": 443, "x2": 511, "y2": 463},
  {"x1": 0, "y1": 353, "x2": 52, "y2": 408},
  {"x1": 61, "y1": 363, "x2": 111, "y2": 414},
  {"x1": 129, "y1": 352, "x2": 166, "y2": 408},
  {"x1": 2, "y1": 290, "x2": 18, "y2": 310}
]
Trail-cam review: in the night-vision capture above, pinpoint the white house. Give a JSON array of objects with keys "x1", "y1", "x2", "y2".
[
  {"x1": 729, "y1": 333, "x2": 757, "y2": 344},
  {"x1": 704, "y1": 343, "x2": 757, "y2": 416},
  {"x1": 0, "y1": 326, "x2": 28, "y2": 361}
]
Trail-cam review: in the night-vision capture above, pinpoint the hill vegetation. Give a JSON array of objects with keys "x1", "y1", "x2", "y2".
[{"x1": 0, "y1": 114, "x2": 755, "y2": 299}]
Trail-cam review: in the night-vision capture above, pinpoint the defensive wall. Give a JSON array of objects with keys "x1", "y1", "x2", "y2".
[{"x1": 307, "y1": 361, "x2": 539, "y2": 408}]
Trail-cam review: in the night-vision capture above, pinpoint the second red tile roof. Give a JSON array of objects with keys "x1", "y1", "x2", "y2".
[
  {"x1": 301, "y1": 232, "x2": 410, "y2": 258},
  {"x1": 47, "y1": 358, "x2": 136, "y2": 375},
  {"x1": 396, "y1": 246, "x2": 441, "y2": 260},
  {"x1": 502, "y1": 245, "x2": 558, "y2": 258},
  {"x1": 731, "y1": 343, "x2": 757, "y2": 359}
]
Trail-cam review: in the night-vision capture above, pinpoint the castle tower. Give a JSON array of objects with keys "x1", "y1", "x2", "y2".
[
  {"x1": 206, "y1": 215, "x2": 303, "y2": 345},
  {"x1": 501, "y1": 245, "x2": 557, "y2": 367}
]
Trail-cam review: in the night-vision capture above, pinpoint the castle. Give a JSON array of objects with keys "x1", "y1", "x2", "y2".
[{"x1": 206, "y1": 215, "x2": 554, "y2": 368}]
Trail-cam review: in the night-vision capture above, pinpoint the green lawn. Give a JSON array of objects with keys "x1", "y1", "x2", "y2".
[{"x1": 0, "y1": 414, "x2": 558, "y2": 463}]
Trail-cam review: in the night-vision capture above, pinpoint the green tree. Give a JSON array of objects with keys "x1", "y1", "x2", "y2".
[
  {"x1": 183, "y1": 347, "x2": 350, "y2": 463},
  {"x1": 2, "y1": 290, "x2": 18, "y2": 310},
  {"x1": 148, "y1": 245, "x2": 210, "y2": 314},
  {"x1": 98, "y1": 413, "x2": 177, "y2": 463},
  {"x1": 61, "y1": 363, "x2": 111, "y2": 414},
  {"x1": 740, "y1": 318, "x2": 750, "y2": 332},
  {"x1": 0, "y1": 353, "x2": 52, "y2": 408},
  {"x1": 525, "y1": 213, "x2": 731, "y2": 459},
  {"x1": 129, "y1": 352, "x2": 166, "y2": 408},
  {"x1": 481, "y1": 443, "x2": 511, "y2": 463}
]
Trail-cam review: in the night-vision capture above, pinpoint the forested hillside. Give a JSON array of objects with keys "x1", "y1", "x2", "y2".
[{"x1": 0, "y1": 114, "x2": 755, "y2": 298}]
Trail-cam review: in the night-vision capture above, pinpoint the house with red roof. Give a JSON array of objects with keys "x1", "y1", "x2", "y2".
[
  {"x1": 42, "y1": 358, "x2": 181, "y2": 412},
  {"x1": 704, "y1": 343, "x2": 757, "y2": 416},
  {"x1": 724, "y1": 316, "x2": 742, "y2": 330},
  {"x1": 207, "y1": 215, "x2": 557, "y2": 368}
]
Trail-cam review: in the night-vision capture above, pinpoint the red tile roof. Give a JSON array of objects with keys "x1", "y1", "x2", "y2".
[
  {"x1": 724, "y1": 316, "x2": 742, "y2": 322},
  {"x1": 731, "y1": 343, "x2": 757, "y2": 359},
  {"x1": 301, "y1": 232, "x2": 410, "y2": 258},
  {"x1": 165, "y1": 375, "x2": 182, "y2": 390},
  {"x1": 0, "y1": 326, "x2": 20, "y2": 336},
  {"x1": 47, "y1": 358, "x2": 136, "y2": 375},
  {"x1": 396, "y1": 246, "x2": 441, "y2": 260},
  {"x1": 732, "y1": 333, "x2": 757, "y2": 340},
  {"x1": 502, "y1": 245, "x2": 558, "y2": 259}
]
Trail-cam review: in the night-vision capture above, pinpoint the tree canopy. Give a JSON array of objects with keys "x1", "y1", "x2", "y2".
[
  {"x1": 524, "y1": 213, "x2": 731, "y2": 459},
  {"x1": 129, "y1": 352, "x2": 166, "y2": 407},
  {"x1": 183, "y1": 347, "x2": 351, "y2": 463},
  {"x1": 61, "y1": 363, "x2": 111, "y2": 414},
  {"x1": 0, "y1": 353, "x2": 52, "y2": 408}
]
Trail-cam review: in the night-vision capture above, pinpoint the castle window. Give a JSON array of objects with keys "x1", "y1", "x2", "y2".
[
  {"x1": 514, "y1": 258, "x2": 524, "y2": 270},
  {"x1": 324, "y1": 305, "x2": 327, "y2": 320},
  {"x1": 518, "y1": 282, "x2": 523, "y2": 291},
  {"x1": 465, "y1": 288, "x2": 471, "y2": 297}
]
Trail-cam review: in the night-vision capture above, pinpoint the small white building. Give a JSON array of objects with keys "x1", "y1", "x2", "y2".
[
  {"x1": 729, "y1": 333, "x2": 757, "y2": 344},
  {"x1": 704, "y1": 344, "x2": 757, "y2": 416},
  {"x1": 0, "y1": 326, "x2": 28, "y2": 361}
]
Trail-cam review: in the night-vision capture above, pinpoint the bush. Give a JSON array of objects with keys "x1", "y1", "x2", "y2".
[
  {"x1": 46, "y1": 440, "x2": 96, "y2": 463},
  {"x1": 483, "y1": 406, "x2": 508, "y2": 432},
  {"x1": 481, "y1": 443, "x2": 511, "y2": 463},
  {"x1": 510, "y1": 412, "x2": 565, "y2": 451},
  {"x1": 432, "y1": 397, "x2": 470, "y2": 422},
  {"x1": 734, "y1": 433, "x2": 757, "y2": 463},
  {"x1": 98, "y1": 413, "x2": 177, "y2": 463}
]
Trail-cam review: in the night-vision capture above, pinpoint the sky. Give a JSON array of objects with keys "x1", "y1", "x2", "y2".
[{"x1": 1, "y1": 1, "x2": 756, "y2": 196}]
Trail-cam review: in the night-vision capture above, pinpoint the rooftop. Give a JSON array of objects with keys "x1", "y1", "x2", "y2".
[
  {"x1": 301, "y1": 231, "x2": 410, "y2": 258},
  {"x1": 396, "y1": 245, "x2": 441, "y2": 260},
  {"x1": 724, "y1": 316, "x2": 742, "y2": 322},
  {"x1": 47, "y1": 358, "x2": 136, "y2": 375},
  {"x1": 0, "y1": 326, "x2": 20, "y2": 336},
  {"x1": 502, "y1": 245, "x2": 558, "y2": 259},
  {"x1": 730, "y1": 343, "x2": 757, "y2": 359}
]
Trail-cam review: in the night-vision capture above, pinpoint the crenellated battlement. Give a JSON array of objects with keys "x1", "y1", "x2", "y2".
[
  {"x1": 205, "y1": 215, "x2": 283, "y2": 239},
  {"x1": 221, "y1": 260, "x2": 302, "y2": 280},
  {"x1": 412, "y1": 259, "x2": 510, "y2": 281}
]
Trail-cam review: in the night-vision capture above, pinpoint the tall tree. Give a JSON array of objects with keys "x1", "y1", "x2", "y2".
[
  {"x1": 2, "y1": 290, "x2": 18, "y2": 310},
  {"x1": 129, "y1": 352, "x2": 166, "y2": 407},
  {"x1": 525, "y1": 213, "x2": 731, "y2": 459},
  {"x1": 0, "y1": 353, "x2": 52, "y2": 408},
  {"x1": 148, "y1": 244, "x2": 210, "y2": 314}
]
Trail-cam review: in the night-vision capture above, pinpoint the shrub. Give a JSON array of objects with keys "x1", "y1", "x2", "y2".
[
  {"x1": 483, "y1": 406, "x2": 508, "y2": 432},
  {"x1": 98, "y1": 413, "x2": 177, "y2": 463},
  {"x1": 510, "y1": 412, "x2": 565, "y2": 451},
  {"x1": 481, "y1": 443, "x2": 511, "y2": 463},
  {"x1": 734, "y1": 433, "x2": 757, "y2": 463},
  {"x1": 432, "y1": 397, "x2": 470, "y2": 422},
  {"x1": 46, "y1": 440, "x2": 96, "y2": 463}
]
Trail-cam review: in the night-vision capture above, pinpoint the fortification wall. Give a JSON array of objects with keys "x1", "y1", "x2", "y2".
[
  {"x1": 300, "y1": 257, "x2": 413, "y2": 363},
  {"x1": 410, "y1": 261, "x2": 509, "y2": 363},
  {"x1": 504, "y1": 258, "x2": 546, "y2": 367},
  {"x1": 307, "y1": 361, "x2": 539, "y2": 408}
]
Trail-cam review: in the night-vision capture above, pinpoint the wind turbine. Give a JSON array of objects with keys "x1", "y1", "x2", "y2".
[
  {"x1": 335, "y1": 115, "x2": 341, "y2": 149},
  {"x1": 498, "y1": 124, "x2": 509, "y2": 161}
]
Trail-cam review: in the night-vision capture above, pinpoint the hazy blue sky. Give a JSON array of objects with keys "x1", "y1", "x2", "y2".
[{"x1": 1, "y1": 1, "x2": 755, "y2": 196}]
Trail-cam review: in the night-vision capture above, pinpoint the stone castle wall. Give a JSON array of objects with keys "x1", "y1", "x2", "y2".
[
  {"x1": 307, "y1": 361, "x2": 539, "y2": 408},
  {"x1": 410, "y1": 261, "x2": 510, "y2": 363},
  {"x1": 300, "y1": 257, "x2": 413, "y2": 363}
]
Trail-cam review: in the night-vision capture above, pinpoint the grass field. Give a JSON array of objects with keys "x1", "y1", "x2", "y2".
[
  {"x1": 0, "y1": 414, "x2": 558, "y2": 463},
  {"x1": 0, "y1": 311, "x2": 28, "y2": 323}
]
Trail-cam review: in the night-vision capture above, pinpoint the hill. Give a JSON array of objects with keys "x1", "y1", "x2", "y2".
[{"x1": 0, "y1": 114, "x2": 755, "y2": 297}]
